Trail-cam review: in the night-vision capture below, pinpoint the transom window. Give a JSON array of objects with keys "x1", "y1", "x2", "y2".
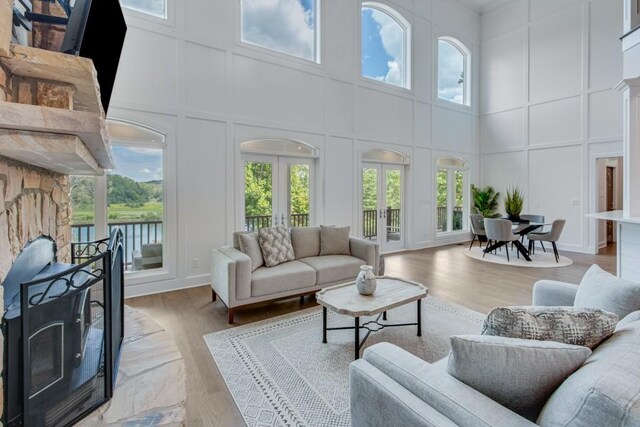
[
  {"x1": 120, "y1": 0, "x2": 167, "y2": 19},
  {"x1": 361, "y1": 2, "x2": 410, "y2": 89},
  {"x1": 436, "y1": 157, "x2": 468, "y2": 234},
  {"x1": 437, "y1": 37, "x2": 470, "y2": 106},
  {"x1": 241, "y1": 0, "x2": 320, "y2": 63}
]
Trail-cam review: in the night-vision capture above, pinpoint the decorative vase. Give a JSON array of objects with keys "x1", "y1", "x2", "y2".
[{"x1": 356, "y1": 265, "x2": 377, "y2": 295}]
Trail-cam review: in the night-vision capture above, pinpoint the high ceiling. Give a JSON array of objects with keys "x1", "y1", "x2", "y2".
[{"x1": 457, "y1": 0, "x2": 514, "y2": 14}]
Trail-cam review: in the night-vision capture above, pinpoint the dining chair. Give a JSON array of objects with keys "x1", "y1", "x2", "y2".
[
  {"x1": 469, "y1": 214, "x2": 487, "y2": 250},
  {"x1": 483, "y1": 219, "x2": 527, "y2": 262},
  {"x1": 516, "y1": 214, "x2": 546, "y2": 243},
  {"x1": 527, "y1": 219, "x2": 566, "y2": 263}
]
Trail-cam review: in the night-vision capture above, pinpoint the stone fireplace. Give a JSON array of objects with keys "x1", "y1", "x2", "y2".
[{"x1": 0, "y1": 158, "x2": 72, "y2": 422}]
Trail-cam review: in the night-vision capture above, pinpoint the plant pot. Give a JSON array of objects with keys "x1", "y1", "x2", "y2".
[{"x1": 507, "y1": 214, "x2": 521, "y2": 221}]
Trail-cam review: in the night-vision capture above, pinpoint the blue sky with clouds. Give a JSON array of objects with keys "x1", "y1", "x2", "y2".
[
  {"x1": 242, "y1": 0, "x2": 317, "y2": 61},
  {"x1": 361, "y1": 7, "x2": 404, "y2": 87},
  {"x1": 111, "y1": 146, "x2": 163, "y2": 182}
]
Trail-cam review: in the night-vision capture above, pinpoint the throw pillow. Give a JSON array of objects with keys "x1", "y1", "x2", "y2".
[
  {"x1": 257, "y1": 226, "x2": 295, "y2": 268},
  {"x1": 575, "y1": 264, "x2": 640, "y2": 319},
  {"x1": 319, "y1": 225, "x2": 351, "y2": 256},
  {"x1": 616, "y1": 310, "x2": 640, "y2": 330},
  {"x1": 237, "y1": 232, "x2": 264, "y2": 272},
  {"x1": 482, "y1": 306, "x2": 618, "y2": 349},
  {"x1": 447, "y1": 335, "x2": 592, "y2": 421},
  {"x1": 290, "y1": 227, "x2": 321, "y2": 259}
]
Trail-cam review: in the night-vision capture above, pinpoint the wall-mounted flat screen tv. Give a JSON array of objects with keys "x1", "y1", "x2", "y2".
[{"x1": 61, "y1": 0, "x2": 127, "y2": 112}]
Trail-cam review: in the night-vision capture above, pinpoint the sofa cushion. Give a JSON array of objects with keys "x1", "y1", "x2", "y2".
[
  {"x1": 291, "y1": 226, "x2": 321, "y2": 259},
  {"x1": 237, "y1": 232, "x2": 264, "y2": 272},
  {"x1": 447, "y1": 335, "x2": 591, "y2": 422},
  {"x1": 482, "y1": 306, "x2": 617, "y2": 349},
  {"x1": 251, "y1": 260, "x2": 316, "y2": 297},
  {"x1": 258, "y1": 226, "x2": 295, "y2": 267},
  {"x1": 537, "y1": 317, "x2": 640, "y2": 426},
  {"x1": 575, "y1": 264, "x2": 640, "y2": 319},
  {"x1": 320, "y1": 225, "x2": 351, "y2": 256},
  {"x1": 298, "y1": 255, "x2": 364, "y2": 285}
]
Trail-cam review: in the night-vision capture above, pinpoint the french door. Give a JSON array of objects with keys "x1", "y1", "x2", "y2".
[
  {"x1": 362, "y1": 163, "x2": 404, "y2": 253},
  {"x1": 243, "y1": 155, "x2": 314, "y2": 230}
]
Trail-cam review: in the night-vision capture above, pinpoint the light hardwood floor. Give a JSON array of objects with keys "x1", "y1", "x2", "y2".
[{"x1": 126, "y1": 243, "x2": 617, "y2": 426}]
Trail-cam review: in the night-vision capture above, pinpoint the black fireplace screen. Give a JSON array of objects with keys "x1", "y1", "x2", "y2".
[{"x1": 6, "y1": 229, "x2": 124, "y2": 426}]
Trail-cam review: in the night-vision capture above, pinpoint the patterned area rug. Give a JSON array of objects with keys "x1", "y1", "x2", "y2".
[
  {"x1": 204, "y1": 296, "x2": 484, "y2": 427},
  {"x1": 465, "y1": 246, "x2": 573, "y2": 268}
]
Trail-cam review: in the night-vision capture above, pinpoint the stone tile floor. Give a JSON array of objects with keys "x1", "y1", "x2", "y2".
[{"x1": 78, "y1": 307, "x2": 186, "y2": 426}]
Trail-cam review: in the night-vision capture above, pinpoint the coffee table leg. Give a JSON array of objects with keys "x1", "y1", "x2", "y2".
[
  {"x1": 355, "y1": 317, "x2": 360, "y2": 360},
  {"x1": 322, "y1": 306, "x2": 327, "y2": 344},
  {"x1": 383, "y1": 311, "x2": 387, "y2": 321},
  {"x1": 417, "y1": 300, "x2": 422, "y2": 337}
]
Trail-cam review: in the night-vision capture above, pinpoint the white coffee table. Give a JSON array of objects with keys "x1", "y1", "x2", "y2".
[{"x1": 316, "y1": 276, "x2": 428, "y2": 359}]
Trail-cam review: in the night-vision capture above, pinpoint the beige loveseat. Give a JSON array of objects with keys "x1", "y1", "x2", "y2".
[{"x1": 211, "y1": 227, "x2": 379, "y2": 323}]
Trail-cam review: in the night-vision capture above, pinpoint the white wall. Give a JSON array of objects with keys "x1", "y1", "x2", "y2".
[
  {"x1": 109, "y1": 0, "x2": 481, "y2": 297},
  {"x1": 480, "y1": 0, "x2": 624, "y2": 253}
]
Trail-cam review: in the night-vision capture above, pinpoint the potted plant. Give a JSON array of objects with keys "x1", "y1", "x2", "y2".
[
  {"x1": 504, "y1": 186, "x2": 524, "y2": 221},
  {"x1": 471, "y1": 185, "x2": 501, "y2": 218}
]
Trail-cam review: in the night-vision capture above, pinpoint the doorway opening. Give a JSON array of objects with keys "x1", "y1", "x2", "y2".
[
  {"x1": 596, "y1": 157, "x2": 623, "y2": 254},
  {"x1": 360, "y1": 149, "x2": 409, "y2": 253}
]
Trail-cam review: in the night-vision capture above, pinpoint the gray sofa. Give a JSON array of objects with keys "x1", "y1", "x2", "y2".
[
  {"x1": 211, "y1": 227, "x2": 379, "y2": 323},
  {"x1": 350, "y1": 279, "x2": 640, "y2": 426}
]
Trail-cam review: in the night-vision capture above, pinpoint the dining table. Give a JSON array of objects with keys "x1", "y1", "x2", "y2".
[{"x1": 482, "y1": 219, "x2": 550, "y2": 262}]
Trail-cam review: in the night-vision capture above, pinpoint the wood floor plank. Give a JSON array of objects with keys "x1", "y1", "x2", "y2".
[{"x1": 126, "y1": 243, "x2": 616, "y2": 426}]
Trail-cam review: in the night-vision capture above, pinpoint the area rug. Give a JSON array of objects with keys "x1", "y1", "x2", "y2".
[
  {"x1": 204, "y1": 296, "x2": 484, "y2": 427},
  {"x1": 464, "y1": 245, "x2": 573, "y2": 268}
]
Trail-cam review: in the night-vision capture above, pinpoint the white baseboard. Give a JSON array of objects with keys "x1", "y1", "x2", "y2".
[{"x1": 124, "y1": 274, "x2": 210, "y2": 299}]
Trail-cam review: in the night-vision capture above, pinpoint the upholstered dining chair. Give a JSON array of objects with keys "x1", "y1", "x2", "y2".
[
  {"x1": 483, "y1": 218, "x2": 524, "y2": 262},
  {"x1": 468, "y1": 214, "x2": 487, "y2": 250},
  {"x1": 527, "y1": 219, "x2": 566, "y2": 263},
  {"x1": 516, "y1": 214, "x2": 545, "y2": 243}
]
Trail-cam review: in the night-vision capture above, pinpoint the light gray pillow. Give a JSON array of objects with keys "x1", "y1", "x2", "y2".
[
  {"x1": 482, "y1": 306, "x2": 618, "y2": 349},
  {"x1": 257, "y1": 226, "x2": 295, "y2": 268},
  {"x1": 237, "y1": 232, "x2": 264, "y2": 271},
  {"x1": 319, "y1": 225, "x2": 351, "y2": 256},
  {"x1": 616, "y1": 310, "x2": 640, "y2": 330},
  {"x1": 290, "y1": 227, "x2": 321, "y2": 259},
  {"x1": 575, "y1": 264, "x2": 640, "y2": 319},
  {"x1": 447, "y1": 335, "x2": 592, "y2": 422}
]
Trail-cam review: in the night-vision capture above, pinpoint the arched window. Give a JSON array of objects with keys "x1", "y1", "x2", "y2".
[
  {"x1": 71, "y1": 119, "x2": 168, "y2": 272},
  {"x1": 436, "y1": 157, "x2": 468, "y2": 233},
  {"x1": 437, "y1": 37, "x2": 470, "y2": 106},
  {"x1": 241, "y1": 0, "x2": 320, "y2": 63},
  {"x1": 361, "y1": 3, "x2": 411, "y2": 89}
]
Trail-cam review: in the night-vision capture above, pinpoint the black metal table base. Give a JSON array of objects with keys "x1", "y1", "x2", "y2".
[
  {"x1": 483, "y1": 239, "x2": 532, "y2": 261},
  {"x1": 322, "y1": 300, "x2": 423, "y2": 359}
]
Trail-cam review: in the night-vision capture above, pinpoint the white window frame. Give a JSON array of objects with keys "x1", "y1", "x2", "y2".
[
  {"x1": 436, "y1": 36, "x2": 471, "y2": 107},
  {"x1": 120, "y1": 0, "x2": 174, "y2": 27},
  {"x1": 435, "y1": 157, "x2": 469, "y2": 235},
  {"x1": 360, "y1": 2, "x2": 412, "y2": 90},
  {"x1": 239, "y1": 0, "x2": 322, "y2": 64},
  {"x1": 77, "y1": 119, "x2": 173, "y2": 285}
]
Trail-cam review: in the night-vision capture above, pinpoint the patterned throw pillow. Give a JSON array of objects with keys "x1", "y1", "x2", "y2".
[
  {"x1": 482, "y1": 306, "x2": 618, "y2": 349},
  {"x1": 257, "y1": 226, "x2": 295, "y2": 268}
]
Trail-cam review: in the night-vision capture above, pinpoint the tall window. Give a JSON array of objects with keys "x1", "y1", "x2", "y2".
[
  {"x1": 437, "y1": 37, "x2": 470, "y2": 106},
  {"x1": 436, "y1": 157, "x2": 467, "y2": 233},
  {"x1": 361, "y1": 3, "x2": 410, "y2": 89},
  {"x1": 120, "y1": 0, "x2": 167, "y2": 18},
  {"x1": 241, "y1": 0, "x2": 320, "y2": 63},
  {"x1": 70, "y1": 121, "x2": 167, "y2": 273}
]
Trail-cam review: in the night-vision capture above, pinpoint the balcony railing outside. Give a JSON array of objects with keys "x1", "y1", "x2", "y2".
[
  {"x1": 72, "y1": 221, "x2": 163, "y2": 268},
  {"x1": 437, "y1": 206, "x2": 464, "y2": 232},
  {"x1": 244, "y1": 213, "x2": 310, "y2": 231}
]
